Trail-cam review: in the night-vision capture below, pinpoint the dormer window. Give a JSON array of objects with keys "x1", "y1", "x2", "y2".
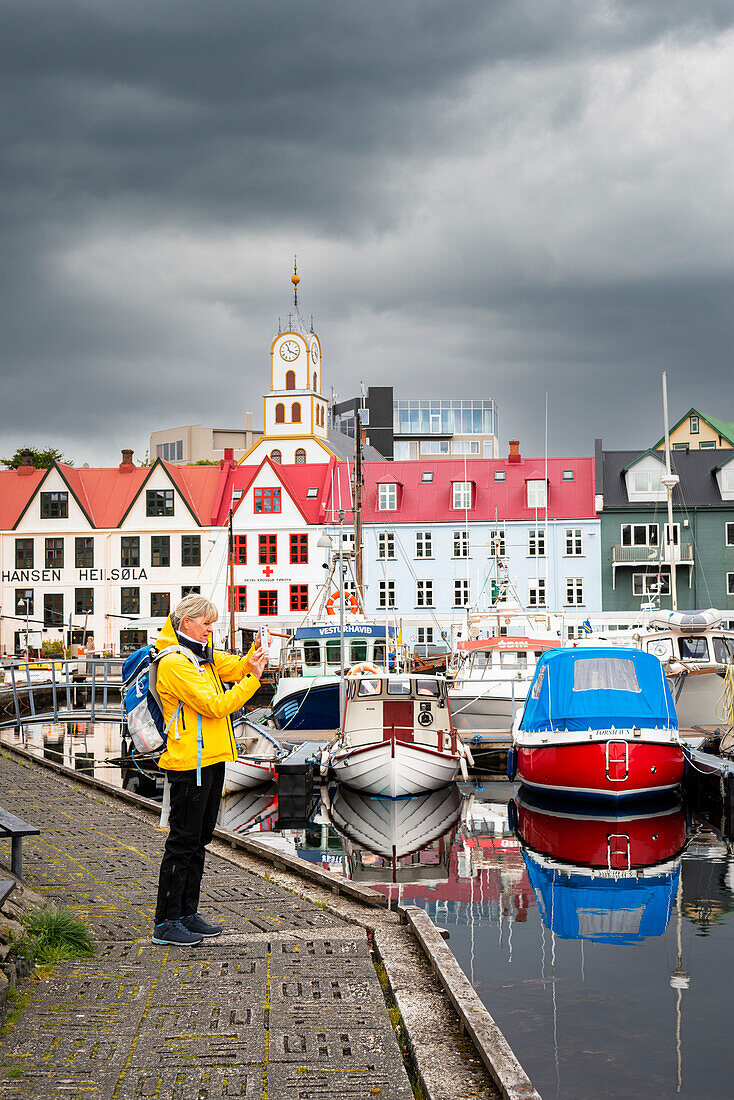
[
  {"x1": 378, "y1": 483, "x2": 397, "y2": 510},
  {"x1": 690, "y1": 415, "x2": 699, "y2": 434},
  {"x1": 421, "y1": 471, "x2": 433, "y2": 483},
  {"x1": 307, "y1": 487, "x2": 318, "y2": 499},
  {"x1": 562, "y1": 469, "x2": 574, "y2": 481},
  {"x1": 40, "y1": 491, "x2": 68, "y2": 519},
  {"x1": 526, "y1": 480, "x2": 546, "y2": 509},
  {"x1": 494, "y1": 470, "x2": 506, "y2": 482},
  {"x1": 452, "y1": 481, "x2": 472, "y2": 509}
]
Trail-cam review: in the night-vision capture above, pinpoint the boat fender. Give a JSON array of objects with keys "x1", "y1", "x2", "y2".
[
  {"x1": 506, "y1": 746, "x2": 518, "y2": 781},
  {"x1": 347, "y1": 662, "x2": 381, "y2": 677},
  {"x1": 507, "y1": 798, "x2": 518, "y2": 834},
  {"x1": 464, "y1": 743, "x2": 475, "y2": 769},
  {"x1": 460, "y1": 754, "x2": 469, "y2": 782}
]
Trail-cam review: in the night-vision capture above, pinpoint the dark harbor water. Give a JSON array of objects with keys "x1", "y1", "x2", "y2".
[{"x1": 3, "y1": 721, "x2": 734, "y2": 1099}]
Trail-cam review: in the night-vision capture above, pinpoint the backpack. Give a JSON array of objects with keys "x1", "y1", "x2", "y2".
[{"x1": 121, "y1": 644, "x2": 202, "y2": 772}]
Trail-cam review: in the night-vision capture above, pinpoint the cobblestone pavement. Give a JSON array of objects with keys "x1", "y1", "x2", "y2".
[{"x1": 0, "y1": 755, "x2": 414, "y2": 1100}]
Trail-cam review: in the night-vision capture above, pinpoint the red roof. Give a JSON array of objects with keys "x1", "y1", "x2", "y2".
[{"x1": 0, "y1": 468, "x2": 46, "y2": 528}]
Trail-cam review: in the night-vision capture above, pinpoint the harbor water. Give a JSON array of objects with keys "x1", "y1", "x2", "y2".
[{"x1": 2, "y1": 720, "x2": 734, "y2": 1099}]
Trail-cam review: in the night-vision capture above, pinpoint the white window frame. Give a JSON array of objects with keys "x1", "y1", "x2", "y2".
[
  {"x1": 528, "y1": 528, "x2": 545, "y2": 557},
  {"x1": 690, "y1": 415, "x2": 699, "y2": 434},
  {"x1": 565, "y1": 577, "x2": 584, "y2": 606},
  {"x1": 489, "y1": 528, "x2": 505, "y2": 557},
  {"x1": 727, "y1": 572, "x2": 734, "y2": 595},
  {"x1": 416, "y1": 579, "x2": 434, "y2": 607},
  {"x1": 377, "y1": 532, "x2": 396, "y2": 560},
  {"x1": 452, "y1": 530, "x2": 469, "y2": 558},
  {"x1": 663, "y1": 522, "x2": 680, "y2": 547},
  {"x1": 379, "y1": 580, "x2": 396, "y2": 608},
  {"x1": 621, "y1": 523, "x2": 658, "y2": 548},
  {"x1": 565, "y1": 527, "x2": 583, "y2": 556},
  {"x1": 415, "y1": 531, "x2": 433, "y2": 559},
  {"x1": 378, "y1": 483, "x2": 397, "y2": 510},
  {"x1": 727, "y1": 522, "x2": 734, "y2": 547},
  {"x1": 528, "y1": 578, "x2": 547, "y2": 607},
  {"x1": 453, "y1": 579, "x2": 470, "y2": 607},
  {"x1": 452, "y1": 481, "x2": 472, "y2": 509},
  {"x1": 526, "y1": 480, "x2": 547, "y2": 509},
  {"x1": 494, "y1": 470, "x2": 506, "y2": 482},
  {"x1": 417, "y1": 626, "x2": 434, "y2": 645},
  {"x1": 632, "y1": 572, "x2": 671, "y2": 596}
]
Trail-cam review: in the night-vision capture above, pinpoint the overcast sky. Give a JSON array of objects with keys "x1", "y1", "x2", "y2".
[{"x1": 3, "y1": 1, "x2": 734, "y2": 467}]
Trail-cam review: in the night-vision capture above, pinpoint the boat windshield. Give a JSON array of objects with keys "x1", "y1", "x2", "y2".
[
  {"x1": 572, "y1": 657, "x2": 641, "y2": 693},
  {"x1": 325, "y1": 640, "x2": 341, "y2": 666},
  {"x1": 387, "y1": 678, "x2": 412, "y2": 695},
  {"x1": 714, "y1": 636, "x2": 734, "y2": 664},
  {"x1": 678, "y1": 637, "x2": 708, "y2": 661},
  {"x1": 303, "y1": 641, "x2": 321, "y2": 667},
  {"x1": 416, "y1": 678, "x2": 440, "y2": 697},
  {"x1": 357, "y1": 678, "x2": 382, "y2": 697},
  {"x1": 500, "y1": 650, "x2": 527, "y2": 668},
  {"x1": 350, "y1": 641, "x2": 368, "y2": 663}
]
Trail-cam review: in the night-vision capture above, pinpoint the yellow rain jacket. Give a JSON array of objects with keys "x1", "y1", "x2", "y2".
[{"x1": 155, "y1": 616, "x2": 261, "y2": 772}]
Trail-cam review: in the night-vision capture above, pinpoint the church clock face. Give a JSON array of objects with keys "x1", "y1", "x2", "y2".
[
  {"x1": 310, "y1": 342, "x2": 319, "y2": 365},
  {"x1": 280, "y1": 340, "x2": 300, "y2": 362}
]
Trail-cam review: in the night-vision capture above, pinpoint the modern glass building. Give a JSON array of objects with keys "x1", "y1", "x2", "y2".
[{"x1": 393, "y1": 399, "x2": 499, "y2": 459}]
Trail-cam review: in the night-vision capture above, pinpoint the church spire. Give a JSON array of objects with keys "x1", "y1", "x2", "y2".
[{"x1": 291, "y1": 256, "x2": 300, "y2": 308}]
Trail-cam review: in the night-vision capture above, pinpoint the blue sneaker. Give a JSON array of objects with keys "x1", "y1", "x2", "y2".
[
  {"x1": 152, "y1": 919, "x2": 203, "y2": 946},
  {"x1": 181, "y1": 913, "x2": 223, "y2": 937}
]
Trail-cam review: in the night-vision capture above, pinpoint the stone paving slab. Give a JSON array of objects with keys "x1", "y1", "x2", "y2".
[{"x1": 0, "y1": 754, "x2": 415, "y2": 1100}]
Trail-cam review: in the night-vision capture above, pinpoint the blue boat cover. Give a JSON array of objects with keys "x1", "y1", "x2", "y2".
[
  {"x1": 518, "y1": 646, "x2": 678, "y2": 732},
  {"x1": 525, "y1": 853, "x2": 680, "y2": 943}
]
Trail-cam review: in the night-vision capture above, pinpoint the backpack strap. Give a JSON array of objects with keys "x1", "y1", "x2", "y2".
[{"x1": 156, "y1": 644, "x2": 204, "y2": 784}]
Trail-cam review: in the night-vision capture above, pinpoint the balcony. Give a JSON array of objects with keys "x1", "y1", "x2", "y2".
[{"x1": 611, "y1": 543, "x2": 694, "y2": 589}]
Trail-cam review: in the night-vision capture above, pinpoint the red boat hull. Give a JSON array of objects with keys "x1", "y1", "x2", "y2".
[{"x1": 516, "y1": 740, "x2": 684, "y2": 800}]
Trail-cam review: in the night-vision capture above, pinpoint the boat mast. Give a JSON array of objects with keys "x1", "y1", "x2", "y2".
[
  {"x1": 661, "y1": 371, "x2": 679, "y2": 612},
  {"x1": 354, "y1": 407, "x2": 364, "y2": 603},
  {"x1": 228, "y1": 508, "x2": 236, "y2": 651}
]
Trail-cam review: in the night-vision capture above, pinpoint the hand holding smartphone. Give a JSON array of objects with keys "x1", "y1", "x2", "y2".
[{"x1": 258, "y1": 625, "x2": 270, "y2": 660}]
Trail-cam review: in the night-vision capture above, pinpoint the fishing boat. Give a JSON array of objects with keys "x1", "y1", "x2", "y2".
[
  {"x1": 223, "y1": 716, "x2": 288, "y2": 794},
  {"x1": 510, "y1": 646, "x2": 684, "y2": 800},
  {"x1": 513, "y1": 788, "x2": 686, "y2": 943},
  {"x1": 326, "y1": 671, "x2": 470, "y2": 798}
]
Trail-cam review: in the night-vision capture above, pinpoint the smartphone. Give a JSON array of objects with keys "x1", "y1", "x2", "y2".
[{"x1": 258, "y1": 625, "x2": 270, "y2": 656}]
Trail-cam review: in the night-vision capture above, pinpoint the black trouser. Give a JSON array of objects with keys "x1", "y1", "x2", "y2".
[{"x1": 154, "y1": 762, "x2": 225, "y2": 925}]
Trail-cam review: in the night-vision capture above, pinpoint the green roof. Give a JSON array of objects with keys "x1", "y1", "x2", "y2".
[{"x1": 652, "y1": 407, "x2": 734, "y2": 450}]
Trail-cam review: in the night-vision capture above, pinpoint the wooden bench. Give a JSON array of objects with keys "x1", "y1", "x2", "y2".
[{"x1": 0, "y1": 808, "x2": 39, "y2": 879}]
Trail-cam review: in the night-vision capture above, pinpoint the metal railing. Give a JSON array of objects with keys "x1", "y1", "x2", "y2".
[
  {"x1": 0, "y1": 658, "x2": 124, "y2": 728},
  {"x1": 611, "y1": 543, "x2": 693, "y2": 565}
]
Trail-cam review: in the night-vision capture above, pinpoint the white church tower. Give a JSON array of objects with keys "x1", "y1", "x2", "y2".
[{"x1": 241, "y1": 263, "x2": 332, "y2": 466}]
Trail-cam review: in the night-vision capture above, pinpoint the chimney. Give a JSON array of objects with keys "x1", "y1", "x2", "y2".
[
  {"x1": 18, "y1": 448, "x2": 36, "y2": 476},
  {"x1": 220, "y1": 447, "x2": 236, "y2": 470},
  {"x1": 508, "y1": 440, "x2": 521, "y2": 464},
  {"x1": 119, "y1": 448, "x2": 135, "y2": 471}
]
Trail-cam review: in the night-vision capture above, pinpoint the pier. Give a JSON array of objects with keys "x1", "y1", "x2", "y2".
[{"x1": 0, "y1": 746, "x2": 541, "y2": 1099}]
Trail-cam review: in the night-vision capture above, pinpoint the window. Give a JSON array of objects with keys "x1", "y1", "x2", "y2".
[
  {"x1": 233, "y1": 534, "x2": 247, "y2": 564},
  {"x1": 75, "y1": 588, "x2": 94, "y2": 615},
  {"x1": 565, "y1": 578, "x2": 584, "y2": 606},
  {"x1": 454, "y1": 579, "x2": 470, "y2": 606},
  {"x1": 420, "y1": 440, "x2": 450, "y2": 455},
  {"x1": 379, "y1": 580, "x2": 396, "y2": 608},
  {"x1": 489, "y1": 529, "x2": 505, "y2": 557},
  {"x1": 565, "y1": 528, "x2": 583, "y2": 556},
  {"x1": 43, "y1": 593, "x2": 63, "y2": 628},
  {"x1": 303, "y1": 640, "x2": 321, "y2": 667},
  {"x1": 146, "y1": 489, "x2": 174, "y2": 517},
  {"x1": 15, "y1": 589, "x2": 33, "y2": 617},
  {"x1": 182, "y1": 585, "x2": 200, "y2": 598},
  {"x1": 15, "y1": 539, "x2": 34, "y2": 569},
  {"x1": 632, "y1": 572, "x2": 670, "y2": 596},
  {"x1": 494, "y1": 470, "x2": 506, "y2": 482},
  {"x1": 415, "y1": 531, "x2": 433, "y2": 558},
  {"x1": 699, "y1": 441, "x2": 716, "y2": 450},
  {"x1": 45, "y1": 538, "x2": 64, "y2": 569},
  {"x1": 690, "y1": 415, "x2": 699, "y2": 434},
  {"x1": 254, "y1": 487, "x2": 281, "y2": 514},
  {"x1": 290, "y1": 584, "x2": 309, "y2": 611},
  {"x1": 672, "y1": 443, "x2": 689, "y2": 452},
  {"x1": 259, "y1": 590, "x2": 278, "y2": 616},
  {"x1": 156, "y1": 440, "x2": 183, "y2": 461},
  {"x1": 350, "y1": 640, "x2": 368, "y2": 663},
  {"x1": 621, "y1": 523, "x2": 658, "y2": 547},
  {"x1": 452, "y1": 481, "x2": 471, "y2": 509},
  {"x1": 527, "y1": 480, "x2": 547, "y2": 509},
  {"x1": 271, "y1": 449, "x2": 282, "y2": 463},
  {"x1": 453, "y1": 530, "x2": 469, "y2": 558},
  {"x1": 75, "y1": 536, "x2": 94, "y2": 568},
  {"x1": 275, "y1": 403, "x2": 285, "y2": 424},
  {"x1": 121, "y1": 587, "x2": 140, "y2": 615},
  {"x1": 121, "y1": 536, "x2": 140, "y2": 567},
  {"x1": 290, "y1": 533, "x2": 308, "y2": 564},
  {"x1": 421, "y1": 471, "x2": 433, "y2": 483},
  {"x1": 259, "y1": 534, "x2": 277, "y2": 564},
  {"x1": 151, "y1": 535, "x2": 170, "y2": 567},
  {"x1": 230, "y1": 586, "x2": 247, "y2": 612},
  {"x1": 294, "y1": 448, "x2": 306, "y2": 464},
  {"x1": 378, "y1": 483, "x2": 397, "y2": 510},
  {"x1": 151, "y1": 592, "x2": 170, "y2": 618},
  {"x1": 727, "y1": 523, "x2": 734, "y2": 547},
  {"x1": 313, "y1": 371, "x2": 317, "y2": 391},
  {"x1": 528, "y1": 578, "x2": 546, "y2": 607},
  {"x1": 573, "y1": 657, "x2": 640, "y2": 693},
  {"x1": 291, "y1": 402, "x2": 301, "y2": 423},
  {"x1": 416, "y1": 580, "x2": 434, "y2": 607},
  {"x1": 40, "y1": 491, "x2": 68, "y2": 519},
  {"x1": 528, "y1": 529, "x2": 545, "y2": 556},
  {"x1": 181, "y1": 535, "x2": 201, "y2": 567},
  {"x1": 285, "y1": 369, "x2": 296, "y2": 390},
  {"x1": 341, "y1": 532, "x2": 356, "y2": 552},
  {"x1": 631, "y1": 469, "x2": 662, "y2": 494},
  {"x1": 562, "y1": 469, "x2": 574, "y2": 481},
  {"x1": 417, "y1": 627, "x2": 434, "y2": 645},
  {"x1": 451, "y1": 440, "x2": 480, "y2": 455},
  {"x1": 728, "y1": 574, "x2": 734, "y2": 596},
  {"x1": 663, "y1": 523, "x2": 680, "y2": 546},
  {"x1": 377, "y1": 532, "x2": 396, "y2": 559}
]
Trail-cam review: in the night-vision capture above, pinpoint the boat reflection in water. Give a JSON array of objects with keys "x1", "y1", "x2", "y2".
[
  {"x1": 218, "y1": 784, "x2": 279, "y2": 835},
  {"x1": 324, "y1": 783, "x2": 467, "y2": 884},
  {"x1": 512, "y1": 787, "x2": 687, "y2": 944}
]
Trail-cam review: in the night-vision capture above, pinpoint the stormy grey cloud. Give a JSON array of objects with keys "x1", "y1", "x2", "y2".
[{"x1": 3, "y1": 1, "x2": 734, "y2": 465}]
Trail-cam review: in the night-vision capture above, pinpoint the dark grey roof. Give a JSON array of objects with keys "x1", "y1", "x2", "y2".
[
  {"x1": 600, "y1": 448, "x2": 732, "y2": 509},
  {"x1": 326, "y1": 428, "x2": 384, "y2": 462}
]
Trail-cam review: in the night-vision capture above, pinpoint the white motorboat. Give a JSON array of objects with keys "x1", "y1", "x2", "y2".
[
  {"x1": 223, "y1": 718, "x2": 286, "y2": 795},
  {"x1": 326, "y1": 671, "x2": 470, "y2": 798}
]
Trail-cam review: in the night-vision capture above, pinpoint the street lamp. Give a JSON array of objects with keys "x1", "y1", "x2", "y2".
[{"x1": 16, "y1": 596, "x2": 30, "y2": 660}]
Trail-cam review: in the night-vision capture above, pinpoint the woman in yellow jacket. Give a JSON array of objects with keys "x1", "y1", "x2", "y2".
[{"x1": 152, "y1": 595, "x2": 266, "y2": 946}]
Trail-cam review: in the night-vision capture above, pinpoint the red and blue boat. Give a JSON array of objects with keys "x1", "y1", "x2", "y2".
[{"x1": 509, "y1": 647, "x2": 684, "y2": 800}]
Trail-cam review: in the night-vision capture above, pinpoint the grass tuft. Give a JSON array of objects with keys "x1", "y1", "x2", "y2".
[{"x1": 15, "y1": 905, "x2": 95, "y2": 966}]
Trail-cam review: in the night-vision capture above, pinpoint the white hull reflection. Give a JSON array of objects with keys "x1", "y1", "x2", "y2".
[{"x1": 331, "y1": 738, "x2": 461, "y2": 798}]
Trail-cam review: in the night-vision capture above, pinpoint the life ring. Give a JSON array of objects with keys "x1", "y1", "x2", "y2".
[
  {"x1": 325, "y1": 589, "x2": 360, "y2": 616},
  {"x1": 347, "y1": 662, "x2": 381, "y2": 677}
]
